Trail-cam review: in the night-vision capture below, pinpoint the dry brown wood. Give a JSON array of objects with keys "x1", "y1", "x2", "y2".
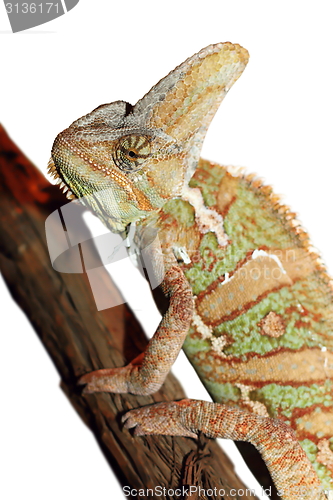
[{"x1": 0, "y1": 124, "x2": 259, "y2": 499}]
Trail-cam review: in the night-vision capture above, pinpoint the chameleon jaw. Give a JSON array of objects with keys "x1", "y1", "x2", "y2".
[{"x1": 47, "y1": 157, "x2": 76, "y2": 200}]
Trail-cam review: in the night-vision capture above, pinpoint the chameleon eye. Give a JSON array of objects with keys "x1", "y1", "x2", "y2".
[{"x1": 113, "y1": 135, "x2": 151, "y2": 172}]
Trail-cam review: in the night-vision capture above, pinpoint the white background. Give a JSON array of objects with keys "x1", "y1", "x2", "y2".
[{"x1": 1, "y1": 1, "x2": 333, "y2": 499}]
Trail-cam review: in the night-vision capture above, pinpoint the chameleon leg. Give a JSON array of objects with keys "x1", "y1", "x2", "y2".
[
  {"x1": 78, "y1": 264, "x2": 194, "y2": 395},
  {"x1": 122, "y1": 400, "x2": 327, "y2": 500}
]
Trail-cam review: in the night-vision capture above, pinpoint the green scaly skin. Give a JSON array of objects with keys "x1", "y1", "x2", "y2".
[{"x1": 157, "y1": 159, "x2": 333, "y2": 490}]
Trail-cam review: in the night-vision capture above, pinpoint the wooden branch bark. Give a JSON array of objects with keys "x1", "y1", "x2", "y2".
[{"x1": 0, "y1": 124, "x2": 259, "y2": 499}]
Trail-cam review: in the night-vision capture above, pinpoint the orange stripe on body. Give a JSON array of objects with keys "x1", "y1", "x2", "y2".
[
  {"x1": 197, "y1": 248, "x2": 315, "y2": 325},
  {"x1": 193, "y1": 348, "x2": 333, "y2": 387}
]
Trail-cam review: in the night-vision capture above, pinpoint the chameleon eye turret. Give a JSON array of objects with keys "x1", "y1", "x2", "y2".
[{"x1": 113, "y1": 135, "x2": 151, "y2": 172}]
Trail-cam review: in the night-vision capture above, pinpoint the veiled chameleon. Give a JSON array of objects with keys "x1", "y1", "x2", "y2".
[{"x1": 48, "y1": 42, "x2": 333, "y2": 500}]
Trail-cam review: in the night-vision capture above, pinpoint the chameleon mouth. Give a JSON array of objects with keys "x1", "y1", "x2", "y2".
[{"x1": 47, "y1": 157, "x2": 77, "y2": 200}]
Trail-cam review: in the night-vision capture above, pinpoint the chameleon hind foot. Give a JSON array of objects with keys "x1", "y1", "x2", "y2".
[
  {"x1": 122, "y1": 399, "x2": 326, "y2": 500},
  {"x1": 122, "y1": 400, "x2": 198, "y2": 438}
]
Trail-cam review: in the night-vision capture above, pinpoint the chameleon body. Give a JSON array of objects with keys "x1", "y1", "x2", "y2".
[{"x1": 48, "y1": 43, "x2": 333, "y2": 499}]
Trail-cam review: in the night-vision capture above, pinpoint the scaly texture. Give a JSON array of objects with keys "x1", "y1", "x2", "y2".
[
  {"x1": 156, "y1": 161, "x2": 333, "y2": 491},
  {"x1": 123, "y1": 400, "x2": 326, "y2": 500},
  {"x1": 49, "y1": 42, "x2": 333, "y2": 499}
]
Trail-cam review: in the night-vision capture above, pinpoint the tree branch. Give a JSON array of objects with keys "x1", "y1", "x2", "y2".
[{"x1": 0, "y1": 124, "x2": 258, "y2": 499}]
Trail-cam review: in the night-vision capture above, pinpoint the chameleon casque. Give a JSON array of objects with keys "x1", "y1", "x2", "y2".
[{"x1": 48, "y1": 42, "x2": 333, "y2": 499}]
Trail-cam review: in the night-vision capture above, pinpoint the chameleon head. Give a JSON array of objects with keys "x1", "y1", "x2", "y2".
[
  {"x1": 49, "y1": 42, "x2": 249, "y2": 233},
  {"x1": 50, "y1": 100, "x2": 178, "y2": 232}
]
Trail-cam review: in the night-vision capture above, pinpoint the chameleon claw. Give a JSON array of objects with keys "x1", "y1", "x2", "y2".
[
  {"x1": 81, "y1": 383, "x2": 92, "y2": 394},
  {"x1": 78, "y1": 371, "x2": 99, "y2": 385},
  {"x1": 121, "y1": 412, "x2": 135, "y2": 428},
  {"x1": 122, "y1": 411, "x2": 147, "y2": 436},
  {"x1": 121, "y1": 406, "x2": 167, "y2": 436}
]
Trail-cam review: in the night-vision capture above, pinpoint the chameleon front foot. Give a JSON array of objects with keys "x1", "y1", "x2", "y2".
[
  {"x1": 78, "y1": 353, "x2": 164, "y2": 395},
  {"x1": 78, "y1": 366, "x2": 132, "y2": 394},
  {"x1": 122, "y1": 400, "x2": 198, "y2": 438}
]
